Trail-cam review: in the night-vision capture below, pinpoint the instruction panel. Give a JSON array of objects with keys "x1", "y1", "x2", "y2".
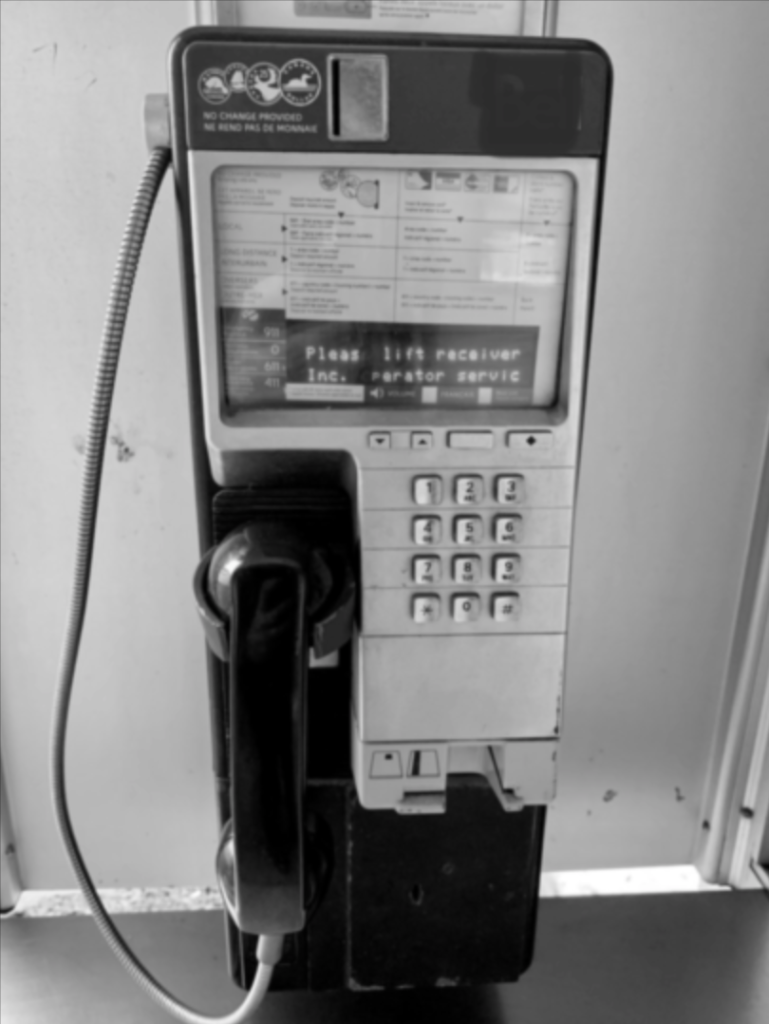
[
  {"x1": 214, "y1": 166, "x2": 573, "y2": 408},
  {"x1": 236, "y1": 0, "x2": 524, "y2": 36}
]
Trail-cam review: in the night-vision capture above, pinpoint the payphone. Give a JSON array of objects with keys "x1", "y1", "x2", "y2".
[{"x1": 52, "y1": 24, "x2": 611, "y2": 1022}]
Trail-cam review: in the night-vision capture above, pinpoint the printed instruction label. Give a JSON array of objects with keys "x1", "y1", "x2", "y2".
[{"x1": 214, "y1": 166, "x2": 573, "y2": 408}]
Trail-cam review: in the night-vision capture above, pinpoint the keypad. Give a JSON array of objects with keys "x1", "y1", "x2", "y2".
[{"x1": 405, "y1": 473, "x2": 536, "y2": 627}]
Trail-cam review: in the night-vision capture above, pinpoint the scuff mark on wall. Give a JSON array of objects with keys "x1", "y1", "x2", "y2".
[{"x1": 110, "y1": 432, "x2": 135, "y2": 462}]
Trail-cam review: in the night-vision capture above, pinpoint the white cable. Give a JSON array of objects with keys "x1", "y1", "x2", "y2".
[{"x1": 50, "y1": 147, "x2": 282, "y2": 1022}]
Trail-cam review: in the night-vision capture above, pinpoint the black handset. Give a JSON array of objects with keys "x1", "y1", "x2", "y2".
[{"x1": 194, "y1": 515, "x2": 355, "y2": 935}]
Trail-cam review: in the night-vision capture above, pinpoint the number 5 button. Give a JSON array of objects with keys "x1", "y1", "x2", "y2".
[
  {"x1": 455, "y1": 516, "x2": 484, "y2": 544},
  {"x1": 494, "y1": 515, "x2": 523, "y2": 544}
]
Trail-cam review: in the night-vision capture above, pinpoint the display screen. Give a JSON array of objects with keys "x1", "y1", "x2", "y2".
[{"x1": 213, "y1": 166, "x2": 573, "y2": 409}]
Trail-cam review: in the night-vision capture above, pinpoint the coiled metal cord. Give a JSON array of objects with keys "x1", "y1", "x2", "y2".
[{"x1": 50, "y1": 148, "x2": 278, "y2": 1022}]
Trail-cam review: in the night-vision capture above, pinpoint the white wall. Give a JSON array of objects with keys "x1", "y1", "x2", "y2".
[
  {"x1": 1, "y1": 0, "x2": 768, "y2": 888},
  {"x1": 549, "y1": 0, "x2": 769, "y2": 868}
]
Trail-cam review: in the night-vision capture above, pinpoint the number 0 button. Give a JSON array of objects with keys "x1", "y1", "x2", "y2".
[{"x1": 452, "y1": 594, "x2": 481, "y2": 623}]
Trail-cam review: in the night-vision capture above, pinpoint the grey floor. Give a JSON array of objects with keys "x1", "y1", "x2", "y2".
[{"x1": 2, "y1": 892, "x2": 768, "y2": 1023}]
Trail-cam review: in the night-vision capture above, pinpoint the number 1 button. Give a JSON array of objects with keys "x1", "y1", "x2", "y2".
[{"x1": 413, "y1": 476, "x2": 443, "y2": 505}]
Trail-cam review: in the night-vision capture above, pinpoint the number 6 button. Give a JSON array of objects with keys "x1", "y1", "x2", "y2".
[{"x1": 494, "y1": 515, "x2": 523, "y2": 544}]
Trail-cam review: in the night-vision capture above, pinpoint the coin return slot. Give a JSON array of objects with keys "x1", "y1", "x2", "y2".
[{"x1": 328, "y1": 54, "x2": 389, "y2": 141}]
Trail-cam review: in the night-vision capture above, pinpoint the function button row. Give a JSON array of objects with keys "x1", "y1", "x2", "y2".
[
  {"x1": 413, "y1": 515, "x2": 524, "y2": 546},
  {"x1": 413, "y1": 475, "x2": 525, "y2": 506},
  {"x1": 369, "y1": 431, "x2": 553, "y2": 452},
  {"x1": 413, "y1": 554, "x2": 522, "y2": 585},
  {"x1": 413, "y1": 593, "x2": 522, "y2": 624}
]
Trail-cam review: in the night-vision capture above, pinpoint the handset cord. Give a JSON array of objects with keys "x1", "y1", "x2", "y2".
[{"x1": 50, "y1": 147, "x2": 282, "y2": 1023}]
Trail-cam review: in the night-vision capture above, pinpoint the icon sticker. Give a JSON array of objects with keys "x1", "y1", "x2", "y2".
[
  {"x1": 246, "y1": 63, "x2": 282, "y2": 106},
  {"x1": 356, "y1": 180, "x2": 379, "y2": 209},
  {"x1": 225, "y1": 63, "x2": 249, "y2": 94},
  {"x1": 405, "y1": 170, "x2": 433, "y2": 190},
  {"x1": 280, "y1": 59, "x2": 322, "y2": 106},
  {"x1": 199, "y1": 68, "x2": 230, "y2": 105}
]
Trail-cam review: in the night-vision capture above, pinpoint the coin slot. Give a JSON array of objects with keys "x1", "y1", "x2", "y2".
[{"x1": 328, "y1": 55, "x2": 389, "y2": 141}]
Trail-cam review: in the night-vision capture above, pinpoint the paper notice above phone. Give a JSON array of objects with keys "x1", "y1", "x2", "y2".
[{"x1": 234, "y1": 0, "x2": 524, "y2": 36}]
